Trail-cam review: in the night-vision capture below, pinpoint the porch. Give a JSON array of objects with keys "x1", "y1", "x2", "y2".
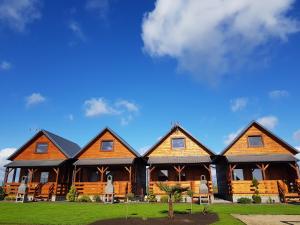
[
  {"x1": 148, "y1": 163, "x2": 213, "y2": 198},
  {"x1": 73, "y1": 158, "x2": 135, "y2": 198},
  {"x1": 227, "y1": 158, "x2": 300, "y2": 202},
  {"x1": 4, "y1": 160, "x2": 71, "y2": 201}
]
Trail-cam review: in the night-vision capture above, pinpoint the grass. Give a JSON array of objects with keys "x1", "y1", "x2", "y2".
[{"x1": 0, "y1": 202, "x2": 299, "y2": 225}]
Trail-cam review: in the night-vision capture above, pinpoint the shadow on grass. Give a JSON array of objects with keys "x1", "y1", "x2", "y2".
[{"x1": 159, "y1": 210, "x2": 189, "y2": 215}]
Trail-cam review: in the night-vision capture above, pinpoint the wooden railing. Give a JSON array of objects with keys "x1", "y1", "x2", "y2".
[
  {"x1": 74, "y1": 181, "x2": 131, "y2": 197},
  {"x1": 149, "y1": 181, "x2": 213, "y2": 196},
  {"x1": 231, "y1": 180, "x2": 279, "y2": 194},
  {"x1": 4, "y1": 182, "x2": 69, "y2": 197}
]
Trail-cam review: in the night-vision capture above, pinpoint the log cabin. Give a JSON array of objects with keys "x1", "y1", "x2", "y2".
[
  {"x1": 4, "y1": 130, "x2": 81, "y2": 201},
  {"x1": 216, "y1": 121, "x2": 300, "y2": 203},
  {"x1": 73, "y1": 127, "x2": 145, "y2": 201},
  {"x1": 143, "y1": 125, "x2": 215, "y2": 202}
]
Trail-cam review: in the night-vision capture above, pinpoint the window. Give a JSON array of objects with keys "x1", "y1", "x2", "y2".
[
  {"x1": 248, "y1": 136, "x2": 263, "y2": 147},
  {"x1": 233, "y1": 169, "x2": 244, "y2": 181},
  {"x1": 101, "y1": 141, "x2": 113, "y2": 151},
  {"x1": 40, "y1": 172, "x2": 49, "y2": 183},
  {"x1": 171, "y1": 138, "x2": 185, "y2": 149},
  {"x1": 252, "y1": 169, "x2": 263, "y2": 181},
  {"x1": 36, "y1": 143, "x2": 48, "y2": 153},
  {"x1": 158, "y1": 170, "x2": 168, "y2": 181}
]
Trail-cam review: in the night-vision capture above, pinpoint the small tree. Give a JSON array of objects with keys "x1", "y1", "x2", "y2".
[
  {"x1": 187, "y1": 190, "x2": 194, "y2": 214},
  {"x1": 251, "y1": 179, "x2": 261, "y2": 204},
  {"x1": 66, "y1": 186, "x2": 77, "y2": 202},
  {"x1": 157, "y1": 183, "x2": 189, "y2": 219},
  {"x1": 0, "y1": 186, "x2": 5, "y2": 201}
]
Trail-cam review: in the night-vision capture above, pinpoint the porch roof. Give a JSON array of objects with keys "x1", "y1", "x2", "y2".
[
  {"x1": 4, "y1": 159, "x2": 66, "y2": 168},
  {"x1": 226, "y1": 154, "x2": 298, "y2": 163},
  {"x1": 74, "y1": 158, "x2": 134, "y2": 166},
  {"x1": 147, "y1": 156, "x2": 212, "y2": 165}
]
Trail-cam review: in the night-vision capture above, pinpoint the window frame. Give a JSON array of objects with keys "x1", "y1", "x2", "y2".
[
  {"x1": 171, "y1": 137, "x2": 186, "y2": 150},
  {"x1": 247, "y1": 135, "x2": 264, "y2": 148},
  {"x1": 100, "y1": 140, "x2": 114, "y2": 151},
  {"x1": 35, "y1": 142, "x2": 49, "y2": 154}
]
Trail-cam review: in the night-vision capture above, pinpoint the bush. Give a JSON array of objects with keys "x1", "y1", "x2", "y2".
[
  {"x1": 125, "y1": 192, "x2": 135, "y2": 201},
  {"x1": 4, "y1": 196, "x2": 15, "y2": 201},
  {"x1": 237, "y1": 197, "x2": 252, "y2": 204},
  {"x1": 147, "y1": 192, "x2": 157, "y2": 202},
  {"x1": 93, "y1": 195, "x2": 102, "y2": 202},
  {"x1": 252, "y1": 195, "x2": 262, "y2": 204},
  {"x1": 0, "y1": 187, "x2": 5, "y2": 201},
  {"x1": 77, "y1": 195, "x2": 92, "y2": 202},
  {"x1": 266, "y1": 197, "x2": 275, "y2": 204},
  {"x1": 66, "y1": 186, "x2": 77, "y2": 202},
  {"x1": 160, "y1": 195, "x2": 169, "y2": 203},
  {"x1": 173, "y1": 192, "x2": 182, "y2": 203}
]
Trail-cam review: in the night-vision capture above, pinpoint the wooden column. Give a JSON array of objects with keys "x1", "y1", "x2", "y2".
[
  {"x1": 3, "y1": 168, "x2": 11, "y2": 184},
  {"x1": 203, "y1": 164, "x2": 211, "y2": 180},
  {"x1": 73, "y1": 166, "x2": 81, "y2": 183},
  {"x1": 97, "y1": 166, "x2": 108, "y2": 182},
  {"x1": 53, "y1": 167, "x2": 60, "y2": 195},
  {"x1": 256, "y1": 163, "x2": 269, "y2": 180},
  {"x1": 289, "y1": 163, "x2": 300, "y2": 179},
  {"x1": 173, "y1": 165, "x2": 185, "y2": 182},
  {"x1": 12, "y1": 168, "x2": 17, "y2": 183},
  {"x1": 125, "y1": 166, "x2": 132, "y2": 183},
  {"x1": 148, "y1": 166, "x2": 155, "y2": 182}
]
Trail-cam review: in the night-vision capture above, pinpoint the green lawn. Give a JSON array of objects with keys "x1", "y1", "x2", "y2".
[{"x1": 0, "y1": 202, "x2": 299, "y2": 225}]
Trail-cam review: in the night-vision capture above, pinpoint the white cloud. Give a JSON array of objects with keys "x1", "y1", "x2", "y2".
[
  {"x1": 116, "y1": 100, "x2": 139, "y2": 113},
  {"x1": 25, "y1": 93, "x2": 46, "y2": 107},
  {"x1": 69, "y1": 21, "x2": 86, "y2": 42},
  {"x1": 0, "y1": 148, "x2": 16, "y2": 183},
  {"x1": 86, "y1": 0, "x2": 109, "y2": 19},
  {"x1": 84, "y1": 97, "x2": 139, "y2": 125},
  {"x1": 296, "y1": 146, "x2": 300, "y2": 151},
  {"x1": 293, "y1": 130, "x2": 300, "y2": 142},
  {"x1": 224, "y1": 128, "x2": 243, "y2": 145},
  {"x1": 0, "y1": 0, "x2": 41, "y2": 32},
  {"x1": 142, "y1": 0, "x2": 299, "y2": 84},
  {"x1": 230, "y1": 98, "x2": 248, "y2": 112},
  {"x1": 68, "y1": 114, "x2": 74, "y2": 121},
  {"x1": 138, "y1": 145, "x2": 150, "y2": 155},
  {"x1": 84, "y1": 98, "x2": 118, "y2": 117},
  {"x1": 257, "y1": 116, "x2": 278, "y2": 129},
  {"x1": 0, "y1": 61, "x2": 12, "y2": 71},
  {"x1": 269, "y1": 90, "x2": 289, "y2": 99}
]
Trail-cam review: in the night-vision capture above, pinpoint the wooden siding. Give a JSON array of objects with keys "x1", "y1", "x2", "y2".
[
  {"x1": 225, "y1": 124, "x2": 294, "y2": 156},
  {"x1": 12, "y1": 134, "x2": 66, "y2": 160},
  {"x1": 78, "y1": 130, "x2": 135, "y2": 159},
  {"x1": 149, "y1": 129, "x2": 210, "y2": 157}
]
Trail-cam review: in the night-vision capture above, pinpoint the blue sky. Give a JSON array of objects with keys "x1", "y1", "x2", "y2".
[{"x1": 1, "y1": 0, "x2": 300, "y2": 168}]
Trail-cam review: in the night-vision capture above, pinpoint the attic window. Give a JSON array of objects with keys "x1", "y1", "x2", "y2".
[
  {"x1": 36, "y1": 143, "x2": 48, "y2": 153},
  {"x1": 248, "y1": 136, "x2": 263, "y2": 147},
  {"x1": 172, "y1": 138, "x2": 185, "y2": 149},
  {"x1": 101, "y1": 141, "x2": 113, "y2": 151}
]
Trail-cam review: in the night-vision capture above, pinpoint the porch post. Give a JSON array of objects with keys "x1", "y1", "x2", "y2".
[
  {"x1": 12, "y1": 168, "x2": 17, "y2": 183},
  {"x1": 125, "y1": 166, "x2": 132, "y2": 193},
  {"x1": 256, "y1": 163, "x2": 269, "y2": 180},
  {"x1": 4, "y1": 168, "x2": 9, "y2": 184},
  {"x1": 173, "y1": 165, "x2": 185, "y2": 182},
  {"x1": 53, "y1": 167, "x2": 60, "y2": 195},
  {"x1": 97, "y1": 166, "x2": 108, "y2": 182},
  {"x1": 148, "y1": 166, "x2": 155, "y2": 182},
  {"x1": 289, "y1": 163, "x2": 300, "y2": 179}
]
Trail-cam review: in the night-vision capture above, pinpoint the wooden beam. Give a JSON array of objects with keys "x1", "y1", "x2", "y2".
[
  {"x1": 73, "y1": 167, "x2": 81, "y2": 183},
  {"x1": 3, "y1": 168, "x2": 9, "y2": 184},
  {"x1": 97, "y1": 166, "x2": 108, "y2": 182},
  {"x1": 148, "y1": 166, "x2": 155, "y2": 182},
  {"x1": 55, "y1": 167, "x2": 60, "y2": 195},
  {"x1": 289, "y1": 163, "x2": 300, "y2": 179},
  {"x1": 173, "y1": 165, "x2": 185, "y2": 182}
]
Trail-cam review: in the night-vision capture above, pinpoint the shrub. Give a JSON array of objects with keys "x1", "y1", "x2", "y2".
[
  {"x1": 0, "y1": 187, "x2": 5, "y2": 201},
  {"x1": 4, "y1": 196, "x2": 15, "y2": 201},
  {"x1": 93, "y1": 195, "x2": 102, "y2": 203},
  {"x1": 147, "y1": 192, "x2": 157, "y2": 202},
  {"x1": 66, "y1": 186, "x2": 77, "y2": 202},
  {"x1": 173, "y1": 191, "x2": 182, "y2": 203},
  {"x1": 266, "y1": 197, "x2": 275, "y2": 204},
  {"x1": 237, "y1": 197, "x2": 252, "y2": 204},
  {"x1": 252, "y1": 195, "x2": 262, "y2": 204},
  {"x1": 77, "y1": 195, "x2": 92, "y2": 202},
  {"x1": 160, "y1": 195, "x2": 169, "y2": 203},
  {"x1": 202, "y1": 205, "x2": 210, "y2": 215},
  {"x1": 125, "y1": 192, "x2": 135, "y2": 201}
]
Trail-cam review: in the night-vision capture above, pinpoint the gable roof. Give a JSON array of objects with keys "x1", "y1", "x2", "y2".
[
  {"x1": 143, "y1": 125, "x2": 215, "y2": 157},
  {"x1": 74, "y1": 127, "x2": 140, "y2": 158},
  {"x1": 220, "y1": 121, "x2": 299, "y2": 156},
  {"x1": 8, "y1": 130, "x2": 81, "y2": 160}
]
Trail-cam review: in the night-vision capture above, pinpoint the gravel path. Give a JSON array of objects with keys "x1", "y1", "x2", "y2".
[{"x1": 232, "y1": 214, "x2": 300, "y2": 225}]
